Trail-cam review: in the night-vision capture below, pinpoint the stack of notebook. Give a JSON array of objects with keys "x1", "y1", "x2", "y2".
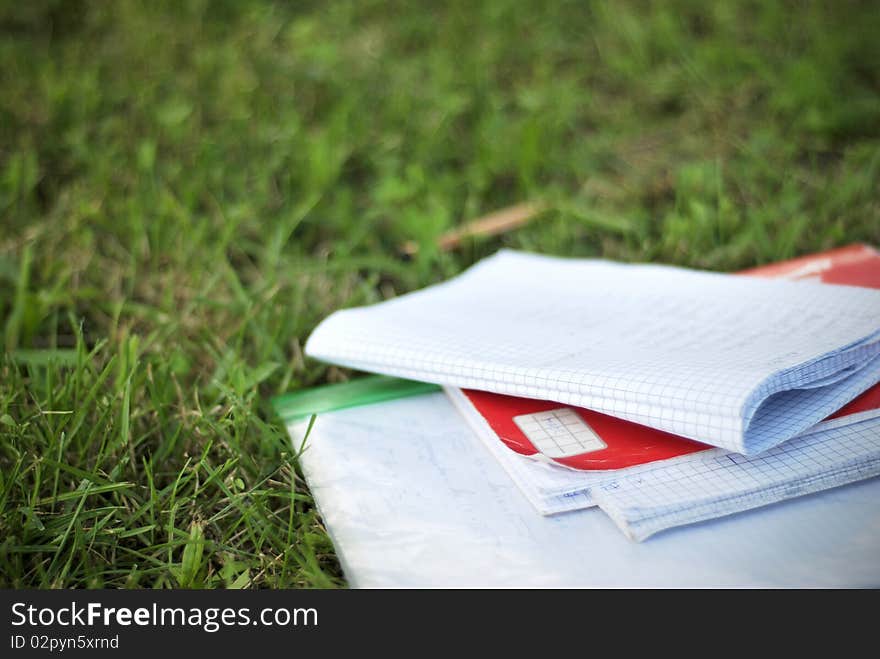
[{"x1": 275, "y1": 244, "x2": 880, "y2": 586}]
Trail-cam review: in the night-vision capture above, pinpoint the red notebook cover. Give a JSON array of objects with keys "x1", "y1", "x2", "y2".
[{"x1": 462, "y1": 244, "x2": 880, "y2": 471}]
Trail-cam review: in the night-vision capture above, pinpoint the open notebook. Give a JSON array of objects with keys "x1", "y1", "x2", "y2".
[
  {"x1": 306, "y1": 249, "x2": 880, "y2": 455},
  {"x1": 443, "y1": 246, "x2": 880, "y2": 535}
]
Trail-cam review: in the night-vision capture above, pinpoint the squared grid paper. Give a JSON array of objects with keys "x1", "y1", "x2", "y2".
[
  {"x1": 307, "y1": 250, "x2": 880, "y2": 454},
  {"x1": 513, "y1": 409, "x2": 606, "y2": 458},
  {"x1": 592, "y1": 416, "x2": 880, "y2": 541}
]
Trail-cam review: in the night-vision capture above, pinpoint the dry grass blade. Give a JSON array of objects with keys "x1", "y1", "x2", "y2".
[{"x1": 401, "y1": 202, "x2": 547, "y2": 256}]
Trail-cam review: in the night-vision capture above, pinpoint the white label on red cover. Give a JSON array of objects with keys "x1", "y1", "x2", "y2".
[{"x1": 512, "y1": 408, "x2": 607, "y2": 459}]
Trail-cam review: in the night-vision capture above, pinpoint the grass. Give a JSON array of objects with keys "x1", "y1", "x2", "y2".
[{"x1": 1, "y1": 0, "x2": 878, "y2": 588}]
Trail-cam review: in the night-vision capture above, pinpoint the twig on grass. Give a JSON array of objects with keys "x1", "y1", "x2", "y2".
[{"x1": 400, "y1": 201, "x2": 547, "y2": 256}]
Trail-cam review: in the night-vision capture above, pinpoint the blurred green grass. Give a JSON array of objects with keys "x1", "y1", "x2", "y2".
[{"x1": 1, "y1": 0, "x2": 878, "y2": 587}]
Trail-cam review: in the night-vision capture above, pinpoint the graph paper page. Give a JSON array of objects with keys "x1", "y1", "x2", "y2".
[
  {"x1": 307, "y1": 250, "x2": 880, "y2": 454},
  {"x1": 593, "y1": 413, "x2": 880, "y2": 541}
]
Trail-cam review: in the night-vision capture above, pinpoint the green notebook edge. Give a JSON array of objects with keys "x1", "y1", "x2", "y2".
[{"x1": 272, "y1": 374, "x2": 441, "y2": 424}]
